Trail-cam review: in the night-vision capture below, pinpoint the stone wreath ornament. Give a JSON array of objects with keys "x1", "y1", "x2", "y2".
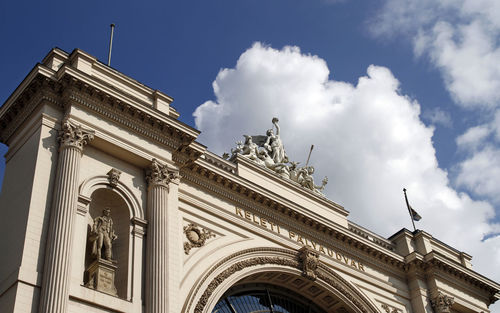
[{"x1": 183, "y1": 223, "x2": 216, "y2": 254}]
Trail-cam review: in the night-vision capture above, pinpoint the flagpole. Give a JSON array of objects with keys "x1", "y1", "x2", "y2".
[{"x1": 403, "y1": 188, "x2": 416, "y2": 232}]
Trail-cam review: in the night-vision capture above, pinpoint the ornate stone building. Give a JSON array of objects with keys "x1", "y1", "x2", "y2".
[{"x1": 0, "y1": 48, "x2": 498, "y2": 313}]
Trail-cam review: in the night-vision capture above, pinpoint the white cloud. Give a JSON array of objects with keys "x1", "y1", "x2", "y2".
[
  {"x1": 370, "y1": 2, "x2": 500, "y2": 298},
  {"x1": 456, "y1": 124, "x2": 491, "y2": 151},
  {"x1": 372, "y1": 0, "x2": 500, "y2": 109},
  {"x1": 194, "y1": 43, "x2": 500, "y2": 285},
  {"x1": 422, "y1": 107, "x2": 452, "y2": 128},
  {"x1": 456, "y1": 146, "x2": 500, "y2": 204}
]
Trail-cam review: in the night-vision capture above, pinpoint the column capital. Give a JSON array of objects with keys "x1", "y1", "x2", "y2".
[
  {"x1": 146, "y1": 158, "x2": 181, "y2": 188},
  {"x1": 58, "y1": 120, "x2": 94, "y2": 151},
  {"x1": 431, "y1": 292, "x2": 454, "y2": 313}
]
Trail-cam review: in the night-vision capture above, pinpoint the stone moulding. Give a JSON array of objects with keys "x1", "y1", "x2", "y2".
[
  {"x1": 188, "y1": 247, "x2": 378, "y2": 313},
  {"x1": 0, "y1": 74, "x2": 62, "y2": 143},
  {"x1": 181, "y1": 165, "x2": 407, "y2": 272},
  {"x1": 62, "y1": 75, "x2": 201, "y2": 150}
]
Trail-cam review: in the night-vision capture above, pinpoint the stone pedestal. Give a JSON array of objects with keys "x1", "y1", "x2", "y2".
[{"x1": 86, "y1": 259, "x2": 118, "y2": 296}]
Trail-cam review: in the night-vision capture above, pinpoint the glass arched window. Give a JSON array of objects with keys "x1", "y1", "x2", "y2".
[{"x1": 212, "y1": 284, "x2": 328, "y2": 313}]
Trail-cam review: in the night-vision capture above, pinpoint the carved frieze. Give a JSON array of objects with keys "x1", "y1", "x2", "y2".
[
  {"x1": 431, "y1": 292, "x2": 454, "y2": 313},
  {"x1": 183, "y1": 223, "x2": 216, "y2": 255},
  {"x1": 145, "y1": 158, "x2": 180, "y2": 188},
  {"x1": 299, "y1": 246, "x2": 320, "y2": 280},
  {"x1": 381, "y1": 303, "x2": 400, "y2": 313},
  {"x1": 58, "y1": 120, "x2": 94, "y2": 150},
  {"x1": 107, "y1": 168, "x2": 121, "y2": 187}
]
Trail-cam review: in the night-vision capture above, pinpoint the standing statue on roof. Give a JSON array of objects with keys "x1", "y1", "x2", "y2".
[{"x1": 264, "y1": 117, "x2": 288, "y2": 164}]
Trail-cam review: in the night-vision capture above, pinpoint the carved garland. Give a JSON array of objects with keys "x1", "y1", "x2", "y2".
[
  {"x1": 190, "y1": 247, "x2": 378, "y2": 313},
  {"x1": 183, "y1": 223, "x2": 216, "y2": 254}
]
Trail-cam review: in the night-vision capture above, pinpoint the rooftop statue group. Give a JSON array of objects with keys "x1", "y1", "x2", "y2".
[{"x1": 225, "y1": 118, "x2": 328, "y2": 195}]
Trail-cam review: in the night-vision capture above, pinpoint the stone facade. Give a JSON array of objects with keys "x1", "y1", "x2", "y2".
[{"x1": 0, "y1": 48, "x2": 498, "y2": 313}]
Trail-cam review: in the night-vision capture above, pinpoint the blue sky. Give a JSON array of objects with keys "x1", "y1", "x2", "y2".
[{"x1": 1, "y1": 0, "x2": 500, "y2": 305}]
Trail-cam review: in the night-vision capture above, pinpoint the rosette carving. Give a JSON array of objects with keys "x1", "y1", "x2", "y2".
[
  {"x1": 145, "y1": 158, "x2": 180, "y2": 187},
  {"x1": 58, "y1": 120, "x2": 94, "y2": 150}
]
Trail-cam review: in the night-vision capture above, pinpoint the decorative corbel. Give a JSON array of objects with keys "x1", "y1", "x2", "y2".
[
  {"x1": 107, "y1": 168, "x2": 121, "y2": 188},
  {"x1": 299, "y1": 246, "x2": 319, "y2": 280}
]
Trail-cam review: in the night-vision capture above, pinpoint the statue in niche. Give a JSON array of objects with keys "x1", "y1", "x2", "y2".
[
  {"x1": 225, "y1": 117, "x2": 328, "y2": 195},
  {"x1": 89, "y1": 208, "x2": 117, "y2": 261}
]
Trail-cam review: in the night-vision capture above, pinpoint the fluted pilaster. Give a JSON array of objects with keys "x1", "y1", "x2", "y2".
[
  {"x1": 145, "y1": 159, "x2": 180, "y2": 313},
  {"x1": 39, "y1": 121, "x2": 94, "y2": 313}
]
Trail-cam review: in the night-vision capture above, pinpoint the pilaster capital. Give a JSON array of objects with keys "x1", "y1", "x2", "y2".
[
  {"x1": 58, "y1": 120, "x2": 94, "y2": 151},
  {"x1": 145, "y1": 158, "x2": 181, "y2": 188},
  {"x1": 431, "y1": 292, "x2": 454, "y2": 313}
]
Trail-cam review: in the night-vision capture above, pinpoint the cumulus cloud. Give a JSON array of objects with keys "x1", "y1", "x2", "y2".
[
  {"x1": 371, "y1": 2, "x2": 500, "y2": 288},
  {"x1": 372, "y1": 0, "x2": 500, "y2": 108},
  {"x1": 194, "y1": 43, "x2": 500, "y2": 283}
]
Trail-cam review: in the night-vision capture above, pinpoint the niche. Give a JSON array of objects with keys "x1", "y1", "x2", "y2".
[{"x1": 84, "y1": 188, "x2": 130, "y2": 299}]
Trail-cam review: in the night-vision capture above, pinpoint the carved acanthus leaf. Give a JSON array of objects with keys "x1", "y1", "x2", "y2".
[
  {"x1": 431, "y1": 292, "x2": 454, "y2": 313},
  {"x1": 146, "y1": 158, "x2": 180, "y2": 187},
  {"x1": 58, "y1": 120, "x2": 94, "y2": 150}
]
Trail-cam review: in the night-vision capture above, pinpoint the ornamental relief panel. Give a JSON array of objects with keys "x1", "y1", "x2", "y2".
[{"x1": 183, "y1": 223, "x2": 216, "y2": 255}]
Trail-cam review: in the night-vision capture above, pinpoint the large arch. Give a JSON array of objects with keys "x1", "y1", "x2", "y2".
[{"x1": 185, "y1": 247, "x2": 379, "y2": 313}]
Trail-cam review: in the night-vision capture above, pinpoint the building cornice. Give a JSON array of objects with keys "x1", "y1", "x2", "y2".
[
  {"x1": 405, "y1": 251, "x2": 500, "y2": 303},
  {"x1": 0, "y1": 53, "x2": 205, "y2": 164},
  {"x1": 181, "y1": 157, "x2": 408, "y2": 273}
]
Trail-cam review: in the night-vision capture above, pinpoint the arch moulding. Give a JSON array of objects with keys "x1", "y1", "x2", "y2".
[
  {"x1": 78, "y1": 175, "x2": 143, "y2": 219},
  {"x1": 185, "y1": 247, "x2": 379, "y2": 313}
]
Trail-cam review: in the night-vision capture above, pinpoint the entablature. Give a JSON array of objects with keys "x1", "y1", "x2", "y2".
[{"x1": 181, "y1": 154, "x2": 408, "y2": 274}]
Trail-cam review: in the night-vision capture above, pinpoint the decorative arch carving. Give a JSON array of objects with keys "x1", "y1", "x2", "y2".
[
  {"x1": 186, "y1": 247, "x2": 378, "y2": 313},
  {"x1": 79, "y1": 175, "x2": 143, "y2": 219}
]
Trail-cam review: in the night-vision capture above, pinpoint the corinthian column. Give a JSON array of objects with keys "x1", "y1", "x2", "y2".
[
  {"x1": 39, "y1": 121, "x2": 94, "y2": 313},
  {"x1": 145, "y1": 159, "x2": 181, "y2": 313}
]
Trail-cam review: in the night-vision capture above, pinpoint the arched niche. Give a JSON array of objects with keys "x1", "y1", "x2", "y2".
[
  {"x1": 185, "y1": 247, "x2": 378, "y2": 313},
  {"x1": 76, "y1": 175, "x2": 145, "y2": 302},
  {"x1": 85, "y1": 188, "x2": 130, "y2": 298}
]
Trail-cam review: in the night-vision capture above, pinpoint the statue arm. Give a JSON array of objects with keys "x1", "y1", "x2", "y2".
[{"x1": 274, "y1": 121, "x2": 280, "y2": 136}]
